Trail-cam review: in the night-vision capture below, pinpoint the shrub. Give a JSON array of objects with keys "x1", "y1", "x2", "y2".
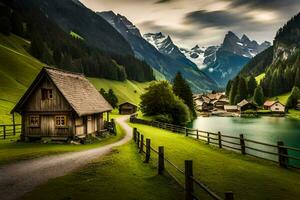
[{"x1": 140, "y1": 81, "x2": 190, "y2": 125}]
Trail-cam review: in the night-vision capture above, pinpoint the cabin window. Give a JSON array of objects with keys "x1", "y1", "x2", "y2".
[
  {"x1": 55, "y1": 115, "x2": 67, "y2": 128},
  {"x1": 42, "y1": 89, "x2": 53, "y2": 100},
  {"x1": 29, "y1": 115, "x2": 40, "y2": 127}
]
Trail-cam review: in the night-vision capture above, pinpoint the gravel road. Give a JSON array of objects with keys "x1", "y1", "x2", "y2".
[{"x1": 0, "y1": 115, "x2": 132, "y2": 200}]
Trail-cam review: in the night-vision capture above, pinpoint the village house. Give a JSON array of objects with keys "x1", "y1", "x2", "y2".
[
  {"x1": 11, "y1": 67, "x2": 113, "y2": 141},
  {"x1": 264, "y1": 100, "x2": 285, "y2": 113},
  {"x1": 194, "y1": 93, "x2": 228, "y2": 112},
  {"x1": 224, "y1": 105, "x2": 239, "y2": 112},
  {"x1": 119, "y1": 102, "x2": 138, "y2": 115},
  {"x1": 237, "y1": 99, "x2": 258, "y2": 112},
  {"x1": 212, "y1": 98, "x2": 229, "y2": 109}
]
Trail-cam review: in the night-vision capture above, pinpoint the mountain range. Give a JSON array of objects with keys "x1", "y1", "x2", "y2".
[
  {"x1": 180, "y1": 32, "x2": 271, "y2": 87},
  {"x1": 99, "y1": 11, "x2": 218, "y2": 92}
]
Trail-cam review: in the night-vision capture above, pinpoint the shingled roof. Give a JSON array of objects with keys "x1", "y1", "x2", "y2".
[{"x1": 12, "y1": 67, "x2": 113, "y2": 116}]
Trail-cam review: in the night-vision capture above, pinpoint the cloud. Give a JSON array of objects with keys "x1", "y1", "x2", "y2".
[
  {"x1": 139, "y1": 20, "x2": 196, "y2": 39},
  {"x1": 185, "y1": 10, "x2": 251, "y2": 28},
  {"x1": 228, "y1": 0, "x2": 300, "y2": 10},
  {"x1": 155, "y1": 0, "x2": 173, "y2": 3}
]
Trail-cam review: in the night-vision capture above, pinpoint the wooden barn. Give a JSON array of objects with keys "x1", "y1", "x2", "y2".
[
  {"x1": 119, "y1": 102, "x2": 137, "y2": 115},
  {"x1": 237, "y1": 99, "x2": 257, "y2": 112},
  {"x1": 11, "y1": 67, "x2": 113, "y2": 141}
]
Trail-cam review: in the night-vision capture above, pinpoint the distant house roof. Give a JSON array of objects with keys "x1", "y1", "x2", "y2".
[
  {"x1": 264, "y1": 100, "x2": 277, "y2": 107},
  {"x1": 237, "y1": 99, "x2": 250, "y2": 107},
  {"x1": 224, "y1": 105, "x2": 238, "y2": 110},
  {"x1": 119, "y1": 102, "x2": 138, "y2": 107},
  {"x1": 202, "y1": 96, "x2": 211, "y2": 104},
  {"x1": 12, "y1": 67, "x2": 113, "y2": 116}
]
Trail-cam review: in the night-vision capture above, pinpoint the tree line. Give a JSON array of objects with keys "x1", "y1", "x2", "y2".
[{"x1": 0, "y1": 2, "x2": 155, "y2": 82}]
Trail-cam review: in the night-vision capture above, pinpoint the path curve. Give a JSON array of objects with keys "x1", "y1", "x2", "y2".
[{"x1": 0, "y1": 115, "x2": 133, "y2": 200}]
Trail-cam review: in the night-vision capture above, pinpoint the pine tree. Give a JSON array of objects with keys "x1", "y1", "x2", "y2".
[
  {"x1": 238, "y1": 76, "x2": 248, "y2": 101},
  {"x1": 225, "y1": 80, "x2": 232, "y2": 97},
  {"x1": 253, "y1": 86, "x2": 264, "y2": 106},
  {"x1": 229, "y1": 77, "x2": 239, "y2": 105},
  {"x1": 172, "y1": 72, "x2": 195, "y2": 117},
  {"x1": 30, "y1": 34, "x2": 45, "y2": 59},
  {"x1": 0, "y1": 17, "x2": 11, "y2": 35},
  {"x1": 294, "y1": 67, "x2": 300, "y2": 88},
  {"x1": 10, "y1": 11, "x2": 24, "y2": 37},
  {"x1": 247, "y1": 75, "x2": 257, "y2": 97},
  {"x1": 286, "y1": 86, "x2": 300, "y2": 108},
  {"x1": 108, "y1": 89, "x2": 118, "y2": 108}
]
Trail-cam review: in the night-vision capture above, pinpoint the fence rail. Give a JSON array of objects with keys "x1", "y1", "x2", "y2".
[
  {"x1": 130, "y1": 115, "x2": 300, "y2": 169},
  {"x1": 132, "y1": 127, "x2": 233, "y2": 200},
  {"x1": 0, "y1": 124, "x2": 22, "y2": 140}
]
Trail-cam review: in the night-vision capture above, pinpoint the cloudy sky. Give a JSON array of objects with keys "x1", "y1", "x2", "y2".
[{"x1": 80, "y1": 0, "x2": 300, "y2": 48}]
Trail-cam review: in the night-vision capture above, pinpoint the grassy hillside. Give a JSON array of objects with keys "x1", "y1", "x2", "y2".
[
  {"x1": 89, "y1": 78, "x2": 149, "y2": 105},
  {"x1": 0, "y1": 34, "x2": 43, "y2": 124},
  {"x1": 0, "y1": 33, "x2": 150, "y2": 124},
  {"x1": 255, "y1": 73, "x2": 265, "y2": 84}
]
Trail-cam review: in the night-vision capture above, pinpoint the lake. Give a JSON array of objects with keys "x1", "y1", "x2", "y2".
[{"x1": 188, "y1": 116, "x2": 300, "y2": 166}]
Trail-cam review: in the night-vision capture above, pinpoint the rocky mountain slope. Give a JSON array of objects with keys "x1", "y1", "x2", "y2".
[
  {"x1": 200, "y1": 32, "x2": 270, "y2": 87},
  {"x1": 238, "y1": 12, "x2": 300, "y2": 97},
  {"x1": 99, "y1": 11, "x2": 218, "y2": 92},
  {"x1": 147, "y1": 30, "x2": 270, "y2": 88}
]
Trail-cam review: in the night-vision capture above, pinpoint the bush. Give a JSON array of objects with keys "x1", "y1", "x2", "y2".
[
  {"x1": 153, "y1": 114, "x2": 173, "y2": 124},
  {"x1": 140, "y1": 81, "x2": 191, "y2": 125}
]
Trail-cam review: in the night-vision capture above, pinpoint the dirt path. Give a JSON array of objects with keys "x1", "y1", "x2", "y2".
[{"x1": 0, "y1": 115, "x2": 132, "y2": 200}]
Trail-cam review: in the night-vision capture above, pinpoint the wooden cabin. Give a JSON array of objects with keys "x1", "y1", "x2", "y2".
[
  {"x1": 264, "y1": 100, "x2": 285, "y2": 113},
  {"x1": 119, "y1": 102, "x2": 137, "y2": 115},
  {"x1": 224, "y1": 105, "x2": 239, "y2": 112},
  {"x1": 237, "y1": 99, "x2": 257, "y2": 112},
  {"x1": 212, "y1": 98, "x2": 229, "y2": 110},
  {"x1": 11, "y1": 67, "x2": 113, "y2": 141}
]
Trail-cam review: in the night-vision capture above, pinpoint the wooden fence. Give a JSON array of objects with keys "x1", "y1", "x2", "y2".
[
  {"x1": 0, "y1": 124, "x2": 22, "y2": 140},
  {"x1": 130, "y1": 115, "x2": 300, "y2": 169},
  {"x1": 133, "y1": 127, "x2": 234, "y2": 200}
]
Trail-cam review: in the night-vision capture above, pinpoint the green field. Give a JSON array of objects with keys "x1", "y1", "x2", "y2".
[
  {"x1": 70, "y1": 31, "x2": 84, "y2": 40},
  {"x1": 0, "y1": 33, "x2": 150, "y2": 124},
  {"x1": 267, "y1": 92, "x2": 291, "y2": 105},
  {"x1": 129, "y1": 123, "x2": 300, "y2": 200},
  {"x1": 255, "y1": 73, "x2": 265, "y2": 84},
  {"x1": 21, "y1": 125, "x2": 184, "y2": 200}
]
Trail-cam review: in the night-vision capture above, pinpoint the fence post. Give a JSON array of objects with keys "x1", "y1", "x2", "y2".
[
  {"x1": 133, "y1": 128, "x2": 137, "y2": 142},
  {"x1": 139, "y1": 134, "x2": 144, "y2": 153},
  {"x1": 145, "y1": 139, "x2": 151, "y2": 163},
  {"x1": 3, "y1": 126, "x2": 6, "y2": 140},
  {"x1": 196, "y1": 130, "x2": 199, "y2": 140},
  {"x1": 158, "y1": 146, "x2": 165, "y2": 174},
  {"x1": 225, "y1": 192, "x2": 234, "y2": 200},
  {"x1": 218, "y1": 131, "x2": 222, "y2": 148},
  {"x1": 185, "y1": 128, "x2": 188, "y2": 136},
  {"x1": 185, "y1": 160, "x2": 194, "y2": 200},
  {"x1": 277, "y1": 141, "x2": 288, "y2": 168},
  {"x1": 137, "y1": 131, "x2": 140, "y2": 148},
  {"x1": 240, "y1": 134, "x2": 246, "y2": 155},
  {"x1": 207, "y1": 132, "x2": 210, "y2": 144}
]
